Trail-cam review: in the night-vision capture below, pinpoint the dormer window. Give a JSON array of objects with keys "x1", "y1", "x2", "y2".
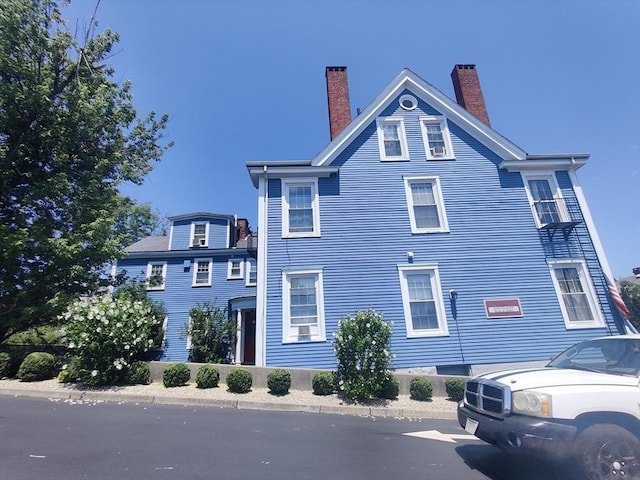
[
  {"x1": 191, "y1": 222, "x2": 208, "y2": 247},
  {"x1": 421, "y1": 116, "x2": 454, "y2": 160},
  {"x1": 376, "y1": 117, "x2": 409, "y2": 161}
]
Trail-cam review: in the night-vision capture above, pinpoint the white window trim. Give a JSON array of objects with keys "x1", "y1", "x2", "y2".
[
  {"x1": 192, "y1": 258, "x2": 213, "y2": 287},
  {"x1": 521, "y1": 171, "x2": 569, "y2": 228},
  {"x1": 161, "y1": 316, "x2": 168, "y2": 349},
  {"x1": 186, "y1": 317, "x2": 192, "y2": 350},
  {"x1": 227, "y1": 258, "x2": 244, "y2": 280},
  {"x1": 146, "y1": 262, "x2": 167, "y2": 291},
  {"x1": 397, "y1": 263, "x2": 449, "y2": 338},
  {"x1": 403, "y1": 176, "x2": 450, "y2": 234},
  {"x1": 376, "y1": 117, "x2": 409, "y2": 161},
  {"x1": 282, "y1": 178, "x2": 321, "y2": 238},
  {"x1": 282, "y1": 268, "x2": 326, "y2": 343},
  {"x1": 547, "y1": 259, "x2": 605, "y2": 329},
  {"x1": 420, "y1": 116, "x2": 455, "y2": 160},
  {"x1": 190, "y1": 222, "x2": 210, "y2": 248},
  {"x1": 245, "y1": 258, "x2": 257, "y2": 287}
]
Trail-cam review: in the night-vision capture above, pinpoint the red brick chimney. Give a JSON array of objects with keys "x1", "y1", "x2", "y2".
[
  {"x1": 451, "y1": 64, "x2": 491, "y2": 127},
  {"x1": 326, "y1": 66, "x2": 352, "y2": 140},
  {"x1": 236, "y1": 218, "x2": 250, "y2": 240}
]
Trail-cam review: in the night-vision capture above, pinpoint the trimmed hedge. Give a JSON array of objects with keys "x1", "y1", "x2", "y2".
[
  {"x1": 196, "y1": 364, "x2": 220, "y2": 389},
  {"x1": 267, "y1": 369, "x2": 291, "y2": 395},
  {"x1": 312, "y1": 371, "x2": 335, "y2": 396},
  {"x1": 17, "y1": 352, "x2": 55, "y2": 382},
  {"x1": 0, "y1": 352, "x2": 11, "y2": 379},
  {"x1": 409, "y1": 376, "x2": 433, "y2": 401},
  {"x1": 126, "y1": 361, "x2": 151, "y2": 385},
  {"x1": 226, "y1": 368, "x2": 252, "y2": 393},
  {"x1": 445, "y1": 377, "x2": 466, "y2": 402},
  {"x1": 163, "y1": 363, "x2": 190, "y2": 388},
  {"x1": 377, "y1": 372, "x2": 399, "y2": 400}
]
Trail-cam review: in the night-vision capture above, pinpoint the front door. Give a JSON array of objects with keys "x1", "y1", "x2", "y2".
[{"x1": 243, "y1": 310, "x2": 256, "y2": 365}]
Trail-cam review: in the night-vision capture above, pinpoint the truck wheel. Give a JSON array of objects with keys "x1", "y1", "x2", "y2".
[{"x1": 572, "y1": 424, "x2": 640, "y2": 480}]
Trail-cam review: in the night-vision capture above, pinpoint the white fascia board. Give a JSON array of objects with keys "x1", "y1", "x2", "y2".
[
  {"x1": 500, "y1": 154, "x2": 589, "y2": 172},
  {"x1": 312, "y1": 68, "x2": 527, "y2": 167},
  {"x1": 248, "y1": 165, "x2": 338, "y2": 187}
]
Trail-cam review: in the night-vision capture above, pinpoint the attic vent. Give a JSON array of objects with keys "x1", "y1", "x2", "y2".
[{"x1": 399, "y1": 94, "x2": 417, "y2": 111}]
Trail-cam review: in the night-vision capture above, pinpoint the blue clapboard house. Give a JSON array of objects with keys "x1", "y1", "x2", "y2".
[
  {"x1": 245, "y1": 65, "x2": 632, "y2": 374},
  {"x1": 115, "y1": 213, "x2": 257, "y2": 363}
]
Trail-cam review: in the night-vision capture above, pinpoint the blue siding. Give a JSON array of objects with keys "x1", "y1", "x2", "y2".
[
  {"x1": 117, "y1": 253, "x2": 256, "y2": 362},
  {"x1": 262, "y1": 90, "x2": 616, "y2": 369}
]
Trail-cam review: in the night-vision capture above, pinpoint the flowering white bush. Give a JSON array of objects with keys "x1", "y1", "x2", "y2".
[
  {"x1": 62, "y1": 292, "x2": 163, "y2": 386},
  {"x1": 333, "y1": 310, "x2": 393, "y2": 400}
]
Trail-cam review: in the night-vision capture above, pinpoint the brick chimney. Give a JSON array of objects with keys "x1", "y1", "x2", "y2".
[
  {"x1": 451, "y1": 64, "x2": 491, "y2": 127},
  {"x1": 326, "y1": 66, "x2": 352, "y2": 140},
  {"x1": 236, "y1": 218, "x2": 250, "y2": 240}
]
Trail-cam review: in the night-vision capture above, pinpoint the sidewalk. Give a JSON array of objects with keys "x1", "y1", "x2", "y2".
[{"x1": 0, "y1": 378, "x2": 459, "y2": 420}]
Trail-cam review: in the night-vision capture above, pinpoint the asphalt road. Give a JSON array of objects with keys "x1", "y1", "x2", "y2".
[{"x1": 0, "y1": 396, "x2": 562, "y2": 480}]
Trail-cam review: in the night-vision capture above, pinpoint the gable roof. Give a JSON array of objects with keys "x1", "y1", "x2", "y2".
[
  {"x1": 168, "y1": 212, "x2": 235, "y2": 222},
  {"x1": 312, "y1": 68, "x2": 528, "y2": 167}
]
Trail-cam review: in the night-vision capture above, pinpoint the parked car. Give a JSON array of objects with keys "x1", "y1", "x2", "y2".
[{"x1": 457, "y1": 335, "x2": 640, "y2": 480}]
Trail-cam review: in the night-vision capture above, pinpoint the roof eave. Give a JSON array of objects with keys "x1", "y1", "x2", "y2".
[{"x1": 500, "y1": 154, "x2": 589, "y2": 172}]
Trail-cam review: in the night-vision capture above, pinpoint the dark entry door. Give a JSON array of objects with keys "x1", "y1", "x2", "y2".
[{"x1": 243, "y1": 311, "x2": 256, "y2": 365}]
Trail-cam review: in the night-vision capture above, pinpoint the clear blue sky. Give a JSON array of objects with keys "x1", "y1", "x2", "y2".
[{"x1": 63, "y1": 0, "x2": 639, "y2": 278}]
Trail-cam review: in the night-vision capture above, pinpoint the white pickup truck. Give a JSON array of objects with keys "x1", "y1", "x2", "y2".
[{"x1": 457, "y1": 335, "x2": 640, "y2": 480}]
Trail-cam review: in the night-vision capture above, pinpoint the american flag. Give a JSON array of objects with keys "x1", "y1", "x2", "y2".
[{"x1": 606, "y1": 275, "x2": 630, "y2": 319}]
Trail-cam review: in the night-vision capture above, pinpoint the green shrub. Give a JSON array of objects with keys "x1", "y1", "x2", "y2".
[
  {"x1": 410, "y1": 376, "x2": 433, "y2": 401},
  {"x1": 333, "y1": 310, "x2": 393, "y2": 400},
  {"x1": 226, "y1": 368, "x2": 252, "y2": 393},
  {"x1": 126, "y1": 361, "x2": 151, "y2": 385},
  {"x1": 163, "y1": 363, "x2": 190, "y2": 388},
  {"x1": 17, "y1": 352, "x2": 55, "y2": 382},
  {"x1": 57, "y1": 369, "x2": 75, "y2": 383},
  {"x1": 267, "y1": 369, "x2": 291, "y2": 395},
  {"x1": 0, "y1": 352, "x2": 11, "y2": 379},
  {"x1": 184, "y1": 302, "x2": 235, "y2": 364},
  {"x1": 312, "y1": 371, "x2": 335, "y2": 396},
  {"x1": 445, "y1": 377, "x2": 466, "y2": 402},
  {"x1": 62, "y1": 289, "x2": 164, "y2": 387},
  {"x1": 377, "y1": 372, "x2": 399, "y2": 400},
  {"x1": 195, "y1": 364, "x2": 220, "y2": 389}
]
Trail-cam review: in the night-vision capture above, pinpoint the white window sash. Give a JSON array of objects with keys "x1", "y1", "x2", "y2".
[
  {"x1": 397, "y1": 263, "x2": 448, "y2": 337},
  {"x1": 146, "y1": 262, "x2": 167, "y2": 290},
  {"x1": 282, "y1": 269, "x2": 326, "y2": 343},
  {"x1": 404, "y1": 176, "x2": 450, "y2": 233},
  {"x1": 376, "y1": 117, "x2": 409, "y2": 161},
  {"x1": 192, "y1": 258, "x2": 212, "y2": 286},
  {"x1": 190, "y1": 222, "x2": 209, "y2": 247},
  {"x1": 547, "y1": 259, "x2": 604, "y2": 329},
  {"x1": 227, "y1": 259, "x2": 244, "y2": 279},
  {"x1": 421, "y1": 116, "x2": 454, "y2": 160},
  {"x1": 282, "y1": 178, "x2": 321, "y2": 238}
]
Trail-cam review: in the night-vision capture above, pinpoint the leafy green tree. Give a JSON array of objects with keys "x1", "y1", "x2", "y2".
[
  {"x1": 184, "y1": 302, "x2": 236, "y2": 364},
  {"x1": 620, "y1": 280, "x2": 640, "y2": 331},
  {"x1": 0, "y1": 0, "x2": 172, "y2": 341}
]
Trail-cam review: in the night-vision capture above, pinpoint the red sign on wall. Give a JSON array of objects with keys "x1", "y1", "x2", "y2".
[{"x1": 484, "y1": 298, "x2": 523, "y2": 318}]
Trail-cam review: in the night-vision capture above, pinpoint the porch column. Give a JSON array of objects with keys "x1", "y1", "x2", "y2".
[{"x1": 234, "y1": 309, "x2": 242, "y2": 365}]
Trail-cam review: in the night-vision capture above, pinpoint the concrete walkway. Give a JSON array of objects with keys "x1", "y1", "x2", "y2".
[{"x1": 0, "y1": 378, "x2": 459, "y2": 420}]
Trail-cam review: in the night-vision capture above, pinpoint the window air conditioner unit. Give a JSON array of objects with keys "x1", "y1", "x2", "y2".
[
  {"x1": 430, "y1": 146, "x2": 446, "y2": 157},
  {"x1": 297, "y1": 325, "x2": 310, "y2": 336},
  {"x1": 199, "y1": 238, "x2": 206, "y2": 246}
]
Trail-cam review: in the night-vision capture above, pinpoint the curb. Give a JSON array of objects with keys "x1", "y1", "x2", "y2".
[{"x1": 0, "y1": 387, "x2": 458, "y2": 420}]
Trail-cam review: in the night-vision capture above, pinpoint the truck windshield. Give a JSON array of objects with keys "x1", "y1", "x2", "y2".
[{"x1": 547, "y1": 338, "x2": 640, "y2": 377}]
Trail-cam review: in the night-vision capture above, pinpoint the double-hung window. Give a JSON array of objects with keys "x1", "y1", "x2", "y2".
[
  {"x1": 522, "y1": 173, "x2": 569, "y2": 228},
  {"x1": 376, "y1": 117, "x2": 409, "y2": 161},
  {"x1": 191, "y1": 222, "x2": 209, "y2": 247},
  {"x1": 192, "y1": 258, "x2": 212, "y2": 286},
  {"x1": 421, "y1": 116, "x2": 454, "y2": 160},
  {"x1": 282, "y1": 178, "x2": 320, "y2": 238},
  {"x1": 227, "y1": 259, "x2": 243, "y2": 280},
  {"x1": 146, "y1": 262, "x2": 167, "y2": 290},
  {"x1": 404, "y1": 176, "x2": 449, "y2": 233},
  {"x1": 548, "y1": 259, "x2": 604, "y2": 329},
  {"x1": 282, "y1": 269, "x2": 325, "y2": 343},
  {"x1": 398, "y1": 264, "x2": 448, "y2": 337},
  {"x1": 246, "y1": 259, "x2": 257, "y2": 286}
]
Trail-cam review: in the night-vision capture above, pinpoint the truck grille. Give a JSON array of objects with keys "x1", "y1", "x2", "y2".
[{"x1": 464, "y1": 379, "x2": 510, "y2": 417}]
